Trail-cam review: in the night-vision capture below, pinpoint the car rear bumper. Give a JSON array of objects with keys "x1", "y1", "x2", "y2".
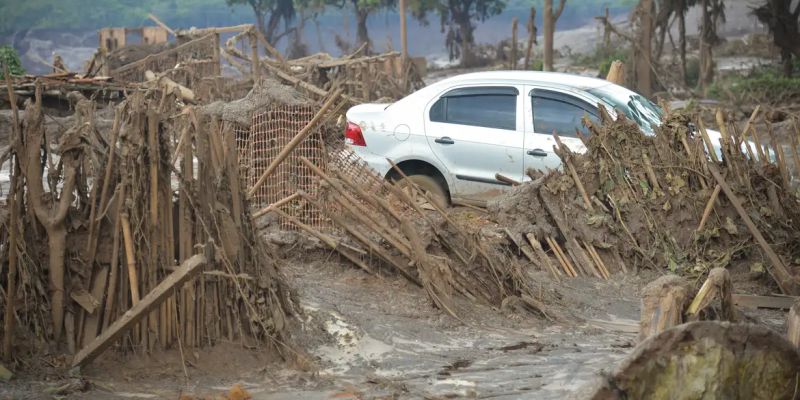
[{"x1": 348, "y1": 145, "x2": 392, "y2": 179}]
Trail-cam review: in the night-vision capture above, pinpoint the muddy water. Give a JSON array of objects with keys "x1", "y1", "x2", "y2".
[{"x1": 262, "y1": 260, "x2": 639, "y2": 399}]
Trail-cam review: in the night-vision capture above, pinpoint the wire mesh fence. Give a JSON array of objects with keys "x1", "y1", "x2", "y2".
[{"x1": 247, "y1": 104, "x2": 327, "y2": 231}]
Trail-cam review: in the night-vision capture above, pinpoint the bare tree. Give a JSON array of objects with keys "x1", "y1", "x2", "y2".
[{"x1": 543, "y1": 0, "x2": 566, "y2": 71}]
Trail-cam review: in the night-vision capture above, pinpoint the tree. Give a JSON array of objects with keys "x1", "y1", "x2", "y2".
[
  {"x1": 753, "y1": 0, "x2": 800, "y2": 77},
  {"x1": 543, "y1": 0, "x2": 566, "y2": 71},
  {"x1": 698, "y1": 0, "x2": 725, "y2": 94},
  {"x1": 0, "y1": 46, "x2": 25, "y2": 79},
  {"x1": 227, "y1": 0, "x2": 297, "y2": 44},
  {"x1": 634, "y1": 0, "x2": 654, "y2": 96},
  {"x1": 652, "y1": 0, "x2": 697, "y2": 85},
  {"x1": 339, "y1": 0, "x2": 397, "y2": 53},
  {"x1": 414, "y1": 0, "x2": 506, "y2": 66}
]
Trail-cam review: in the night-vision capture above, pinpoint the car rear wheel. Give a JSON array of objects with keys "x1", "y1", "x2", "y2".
[{"x1": 396, "y1": 174, "x2": 449, "y2": 210}]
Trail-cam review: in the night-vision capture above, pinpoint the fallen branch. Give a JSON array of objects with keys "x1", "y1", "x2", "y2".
[{"x1": 72, "y1": 253, "x2": 208, "y2": 368}]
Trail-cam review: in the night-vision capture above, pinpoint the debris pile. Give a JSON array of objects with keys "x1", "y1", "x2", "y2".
[
  {"x1": 0, "y1": 79, "x2": 295, "y2": 366},
  {"x1": 491, "y1": 107, "x2": 800, "y2": 295},
  {"x1": 276, "y1": 144, "x2": 551, "y2": 319}
]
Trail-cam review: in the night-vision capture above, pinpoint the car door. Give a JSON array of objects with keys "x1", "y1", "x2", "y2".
[
  {"x1": 523, "y1": 86, "x2": 600, "y2": 177},
  {"x1": 424, "y1": 85, "x2": 524, "y2": 201}
]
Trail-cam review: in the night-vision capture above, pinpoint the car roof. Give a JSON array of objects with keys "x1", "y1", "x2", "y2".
[{"x1": 436, "y1": 71, "x2": 612, "y2": 91}]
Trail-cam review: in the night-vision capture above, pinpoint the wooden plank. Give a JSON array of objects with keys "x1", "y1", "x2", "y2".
[
  {"x1": 732, "y1": 294, "x2": 798, "y2": 310},
  {"x1": 708, "y1": 164, "x2": 798, "y2": 295},
  {"x1": 72, "y1": 254, "x2": 207, "y2": 368}
]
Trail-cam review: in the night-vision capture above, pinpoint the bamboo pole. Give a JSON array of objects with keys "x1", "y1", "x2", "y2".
[
  {"x1": 120, "y1": 213, "x2": 140, "y2": 304},
  {"x1": 696, "y1": 184, "x2": 721, "y2": 232}
]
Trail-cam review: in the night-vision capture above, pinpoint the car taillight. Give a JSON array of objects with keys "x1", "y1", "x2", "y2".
[{"x1": 345, "y1": 121, "x2": 366, "y2": 146}]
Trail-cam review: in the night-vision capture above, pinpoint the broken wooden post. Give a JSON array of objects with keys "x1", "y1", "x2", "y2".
[
  {"x1": 638, "y1": 275, "x2": 689, "y2": 342},
  {"x1": 605, "y1": 60, "x2": 625, "y2": 85},
  {"x1": 686, "y1": 267, "x2": 735, "y2": 322},
  {"x1": 592, "y1": 321, "x2": 800, "y2": 399},
  {"x1": 707, "y1": 164, "x2": 798, "y2": 295},
  {"x1": 72, "y1": 253, "x2": 208, "y2": 368}
]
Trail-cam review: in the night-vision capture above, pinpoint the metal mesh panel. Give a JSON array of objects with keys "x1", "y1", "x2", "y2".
[{"x1": 248, "y1": 104, "x2": 327, "y2": 230}]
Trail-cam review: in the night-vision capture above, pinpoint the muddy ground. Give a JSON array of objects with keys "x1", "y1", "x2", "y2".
[{"x1": 2, "y1": 227, "x2": 788, "y2": 399}]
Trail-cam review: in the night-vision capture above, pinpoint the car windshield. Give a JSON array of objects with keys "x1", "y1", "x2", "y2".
[{"x1": 588, "y1": 85, "x2": 664, "y2": 135}]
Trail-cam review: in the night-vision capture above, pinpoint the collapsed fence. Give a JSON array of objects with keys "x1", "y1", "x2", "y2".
[
  {"x1": 492, "y1": 107, "x2": 800, "y2": 295},
  {"x1": 0, "y1": 80, "x2": 296, "y2": 366}
]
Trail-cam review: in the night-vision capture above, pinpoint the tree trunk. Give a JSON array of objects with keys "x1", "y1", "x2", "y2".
[
  {"x1": 253, "y1": 7, "x2": 267, "y2": 42},
  {"x1": 698, "y1": 0, "x2": 713, "y2": 96},
  {"x1": 636, "y1": 0, "x2": 654, "y2": 97},
  {"x1": 543, "y1": 0, "x2": 554, "y2": 71},
  {"x1": 781, "y1": 49, "x2": 793, "y2": 78},
  {"x1": 543, "y1": 0, "x2": 566, "y2": 72},
  {"x1": 678, "y1": 5, "x2": 687, "y2": 85},
  {"x1": 266, "y1": 10, "x2": 281, "y2": 44},
  {"x1": 455, "y1": 12, "x2": 475, "y2": 67},
  {"x1": 355, "y1": 6, "x2": 371, "y2": 53},
  {"x1": 48, "y1": 225, "x2": 67, "y2": 341}
]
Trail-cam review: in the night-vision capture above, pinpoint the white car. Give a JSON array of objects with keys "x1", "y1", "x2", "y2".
[{"x1": 345, "y1": 71, "x2": 722, "y2": 206}]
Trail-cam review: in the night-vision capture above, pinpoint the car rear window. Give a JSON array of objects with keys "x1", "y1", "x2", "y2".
[
  {"x1": 430, "y1": 87, "x2": 517, "y2": 131},
  {"x1": 531, "y1": 89, "x2": 598, "y2": 137}
]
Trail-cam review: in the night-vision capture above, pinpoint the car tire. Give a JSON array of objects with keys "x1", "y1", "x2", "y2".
[{"x1": 397, "y1": 174, "x2": 449, "y2": 209}]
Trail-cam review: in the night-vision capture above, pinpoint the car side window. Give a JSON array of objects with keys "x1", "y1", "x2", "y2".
[
  {"x1": 531, "y1": 89, "x2": 599, "y2": 137},
  {"x1": 429, "y1": 86, "x2": 517, "y2": 131}
]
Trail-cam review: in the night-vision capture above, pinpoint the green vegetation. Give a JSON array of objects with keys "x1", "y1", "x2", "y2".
[
  {"x1": 0, "y1": 45, "x2": 25, "y2": 79},
  {"x1": 708, "y1": 66, "x2": 800, "y2": 104}
]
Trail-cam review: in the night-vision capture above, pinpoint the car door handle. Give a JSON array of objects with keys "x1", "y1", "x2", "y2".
[
  {"x1": 527, "y1": 149, "x2": 547, "y2": 157},
  {"x1": 435, "y1": 136, "x2": 455, "y2": 145}
]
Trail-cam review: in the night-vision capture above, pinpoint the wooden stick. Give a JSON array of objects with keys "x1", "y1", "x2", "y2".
[
  {"x1": 766, "y1": 120, "x2": 791, "y2": 189},
  {"x1": 277, "y1": 207, "x2": 374, "y2": 275},
  {"x1": 72, "y1": 254, "x2": 208, "y2": 368},
  {"x1": 247, "y1": 89, "x2": 342, "y2": 198},
  {"x1": 546, "y1": 237, "x2": 576, "y2": 277},
  {"x1": 553, "y1": 133, "x2": 592, "y2": 210},
  {"x1": 642, "y1": 153, "x2": 662, "y2": 193},
  {"x1": 147, "y1": 13, "x2": 177, "y2": 37},
  {"x1": 2, "y1": 64, "x2": 20, "y2": 360},
  {"x1": 697, "y1": 119, "x2": 720, "y2": 163},
  {"x1": 85, "y1": 106, "x2": 122, "y2": 273},
  {"x1": 299, "y1": 157, "x2": 412, "y2": 254},
  {"x1": 696, "y1": 184, "x2": 721, "y2": 232},
  {"x1": 495, "y1": 173, "x2": 520, "y2": 186},
  {"x1": 102, "y1": 185, "x2": 125, "y2": 332},
  {"x1": 708, "y1": 164, "x2": 797, "y2": 295},
  {"x1": 584, "y1": 241, "x2": 610, "y2": 279},
  {"x1": 251, "y1": 192, "x2": 301, "y2": 220},
  {"x1": 525, "y1": 233, "x2": 561, "y2": 280},
  {"x1": 120, "y1": 213, "x2": 140, "y2": 304}
]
